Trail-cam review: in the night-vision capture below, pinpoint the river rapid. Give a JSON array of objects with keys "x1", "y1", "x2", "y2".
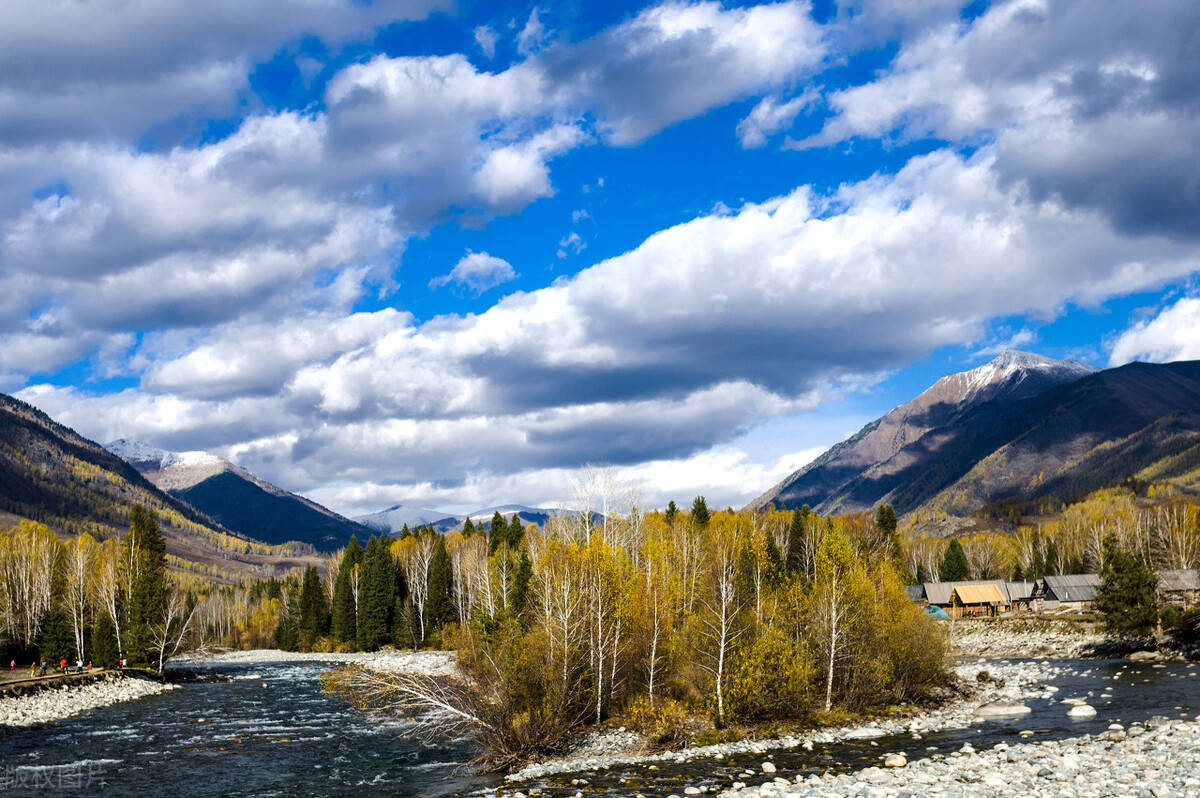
[{"x1": 0, "y1": 657, "x2": 1196, "y2": 797}]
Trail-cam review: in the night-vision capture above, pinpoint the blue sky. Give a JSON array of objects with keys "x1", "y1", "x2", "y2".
[{"x1": 3, "y1": 0, "x2": 1199, "y2": 515}]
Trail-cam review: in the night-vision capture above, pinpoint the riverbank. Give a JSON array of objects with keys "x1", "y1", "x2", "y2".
[
  {"x1": 721, "y1": 714, "x2": 1200, "y2": 797},
  {"x1": 506, "y1": 658, "x2": 1069, "y2": 784},
  {"x1": 173, "y1": 647, "x2": 454, "y2": 675},
  {"x1": 0, "y1": 671, "x2": 175, "y2": 728},
  {"x1": 950, "y1": 617, "x2": 1105, "y2": 658}
]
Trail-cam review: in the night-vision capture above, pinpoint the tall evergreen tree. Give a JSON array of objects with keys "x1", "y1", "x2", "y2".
[
  {"x1": 298, "y1": 565, "x2": 329, "y2": 649},
  {"x1": 506, "y1": 514, "x2": 524, "y2": 549},
  {"x1": 939, "y1": 538, "x2": 969, "y2": 582},
  {"x1": 126, "y1": 504, "x2": 168, "y2": 664},
  {"x1": 785, "y1": 505, "x2": 811, "y2": 575},
  {"x1": 424, "y1": 535, "x2": 454, "y2": 639},
  {"x1": 1094, "y1": 533, "x2": 1159, "y2": 638},
  {"x1": 664, "y1": 500, "x2": 678, "y2": 523},
  {"x1": 509, "y1": 548, "x2": 533, "y2": 619},
  {"x1": 89, "y1": 612, "x2": 119, "y2": 667},
  {"x1": 357, "y1": 537, "x2": 396, "y2": 651},
  {"x1": 274, "y1": 577, "x2": 301, "y2": 651},
  {"x1": 331, "y1": 536, "x2": 363, "y2": 645},
  {"x1": 690, "y1": 496, "x2": 710, "y2": 528},
  {"x1": 462, "y1": 517, "x2": 476, "y2": 537},
  {"x1": 39, "y1": 608, "x2": 75, "y2": 663},
  {"x1": 489, "y1": 512, "x2": 508, "y2": 554}
]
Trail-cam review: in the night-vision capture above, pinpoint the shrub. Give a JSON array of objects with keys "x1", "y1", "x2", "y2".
[
  {"x1": 693, "y1": 727, "x2": 743, "y2": 746},
  {"x1": 626, "y1": 695, "x2": 690, "y2": 747},
  {"x1": 724, "y1": 627, "x2": 814, "y2": 723}
]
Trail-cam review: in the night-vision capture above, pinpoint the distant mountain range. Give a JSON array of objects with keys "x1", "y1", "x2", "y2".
[
  {"x1": 355, "y1": 502, "x2": 602, "y2": 535},
  {"x1": 105, "y1": 439, "x2": 373, "y2": 552},
  {"x1": 753, "y1": 351, "x2": 1200, "y2": 517},
  {"x1": 0, "y1": 393, "x2": 318, "y2": 581}
]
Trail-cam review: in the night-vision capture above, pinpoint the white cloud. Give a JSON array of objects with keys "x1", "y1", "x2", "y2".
[
  {"x1": 736, "y1": 90, "x2": 816, "y2": 147},
  {"x1": 1109, "y1": 297, "x2": 1200, "y2": 366},
  {"x1": 473, "y1": 24, "x2": 499, "y2": 59},
  {"x1": 516, "y1": 7, "x2": 550, "y2": 56},
  {"x1": 557, "y1": 231, "x2": 586, "y2": 259},
  {"x1": 430, "y1": 251, "x2": 518, "y2": 294}
]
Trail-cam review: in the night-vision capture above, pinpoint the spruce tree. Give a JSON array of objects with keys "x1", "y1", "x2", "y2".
[
  {"x1": 40, "y1": 608, "x2": 75, "y2": 663},
  {"x1": 1094, "y1": 533, "x2": 1158, "y2": 638},
  {"x1": 665, "y1": 500, "x2": 678, "y2": 523},
  {"x1": 489, "y1": 512, "x2": 508, "y2": 554},
  {"x1": 331, "y1": 536, "x2": 363, "y2": 645},
  {"x1": 298, "y1": 565, "x2": 329, "y2": 650},
  {"x1": 275, "y1": 582, "x2": 301, "y2": 651},
  {"x1": 875, "y1": 503, "x2": 900, "y2": 557},
  {"x1": 939, "y1": 538, "x2": 969, "y2": 582},
  {"x1": 691, "y1": 496, "x2": 710, "y2": 528},
  {"x1": 126, "y1": 505, "x2": 168, "y2": 664},
  {"x1": 462, "y1": 517, "x2": 476, "y2": 537},
  {"x1": 424, "y1": 535, "x2": 454, "y2": 640},
  {"x1": 89, "y1": 613, "x2": 119, "y2": 667},
  {"x1": 506, "y1": 514, "x2": 524, "y2": 548},
  {"x1": 785, "y1": 505, "x2": 810, "y2": 575},
  {"x1": 509, "y1": 548, "x2": 533, "y2": 619},
  {"x1": 357, "y1": 537, "x2": 396, "y2": 651}
]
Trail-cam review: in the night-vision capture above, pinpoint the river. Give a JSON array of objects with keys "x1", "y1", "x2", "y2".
[{"x1": 0, "y1": 657, "x2": 1196, "y2": 797}]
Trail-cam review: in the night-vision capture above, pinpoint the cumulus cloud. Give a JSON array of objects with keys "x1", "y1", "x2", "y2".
[
  {"x1": 796, "y1": 0, "x2": 1200, "y2": 238},
  {"x1": 736, "y1": 90, "x2": 816, "y2": 147},
  {"x1": 430, "y1": 251, "x2": 518, "y2": 294},
  {"x1": 0, "y1": 0, "x2": 449, "y2": 145},
  {"x1": 1109, "y1": 297, "x2": 1200, "y2": 366},
  {"x1": 19, "y1": 144, "x2": 1200, "y2": 509},
  {"x1": 473, "y1": 24, "x2": 499, "y2": 59}
]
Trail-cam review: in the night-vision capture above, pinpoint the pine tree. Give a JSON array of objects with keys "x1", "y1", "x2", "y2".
[
  {"x1": 331, "y1": 536, "x2": 363, "y2": 645},
  {"x1": 506, "y1": 514, "x2": 524, "y2": 549},
  {"x1": 509, "y1": 548, "x2": 533, "y2": 618},
  {"x1": 39, "y1": 608, "x2": 75, "y2": 663},
  {"x1": 489, "y1": 512, "x2": 508, "y2": 555},
  {"x1": 785, "y1": 505, "x2": 810, "y2": 575},
  {"x1": 462, "y1": 517, "x2": 476, "y2": 537},
  {"x1": 939, "y1": 538, "x2": 969, "y2": 582},
  {"x1": 298, "y1": 565, "x2": 329, "y2": 650},
  {"x1": 1094, "y1": 533, "x2": 1158, "y2": 638},
  {"x1": 665, "y1": 500, "x2": 678, "y2": 523},
  {"x1": 424, "y1": 535, "x2": 454, "y2": 640},
  {"x1": 89, "y1": 613, "x2": 119, "y2": 668},
  {"x1": 357, "y1": 537, "x2": 396, "y2": 651},
  {"x1": 691, "y1": 496, "x2": 710, "y2": 529},
  {"x1": 274, "y1": 578, "x2": 301, "y2": 651},
  {"x1": 126, "y1": 504, "x2": 168, "y2": 664},
  {"x1": 875, "y1": 504, "x2": 901, "y2": 558}
]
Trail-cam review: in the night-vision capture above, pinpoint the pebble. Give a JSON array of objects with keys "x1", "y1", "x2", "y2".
[{"x1": 0, "y1": 675, "x2": 176, "y2": 726}]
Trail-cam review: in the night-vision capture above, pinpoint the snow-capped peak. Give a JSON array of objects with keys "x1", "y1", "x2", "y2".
[{"x1": 105, "y1": 438, "x2": 223, "y2": 471}]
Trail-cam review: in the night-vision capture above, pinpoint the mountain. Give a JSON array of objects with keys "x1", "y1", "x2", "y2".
[
  {"x1": 753, "y1": 351, "x2": 1099, "y2": 514},
  {"x1": 354, "y1": 502, "x2": 603, "y2": 535},
  {"x1": 356, "y1": 503, "x2": 462, "y2": 534},
  {"x1": 0, "y1": 393, "x2": 315, "y2": 581},
  {"x1": 106, "y1": 439, "x2": 372, "y2": 552}
]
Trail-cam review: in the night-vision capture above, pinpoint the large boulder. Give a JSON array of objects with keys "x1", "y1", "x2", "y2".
[{"x1": 974, "y1": 700, "x2": 1032, "y2": 717}]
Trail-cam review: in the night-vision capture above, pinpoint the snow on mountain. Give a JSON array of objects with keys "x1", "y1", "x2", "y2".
[{"x1": 355, "y1": 503, "x2": 462, "y2": 533}]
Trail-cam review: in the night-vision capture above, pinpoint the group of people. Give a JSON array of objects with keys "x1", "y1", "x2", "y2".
[{"x1": 7, "y1": 657, "x2": 127, "y2": 678}]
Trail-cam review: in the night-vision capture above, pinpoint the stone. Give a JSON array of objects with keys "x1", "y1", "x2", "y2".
[
  {"x1": 761, "y1": 761, "x2": 776, "y2": 773},
  {"x1": 683, "y1": 787, "x2": 701, "y2": 795},
  {"x1": 1068, "y1": 704, "x2": 1098, "y2": 718},
  {"x1": 974, "y1": 700, "x2": 1032, "y2": 717},
  {"x1": 1129, "y1": 650, "x2": 1161, "y2": 661},
  {"x1": 884, "y1": 753, "x2": 908, "y2": 768}
]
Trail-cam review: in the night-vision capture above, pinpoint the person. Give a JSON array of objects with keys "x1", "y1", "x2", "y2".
[
  {"x1": 75, "y1": 659, "x2": 82, "y2": 674},
  {"x1": 39, "y1": 658, "x2": 47, "y2": 677},
  {"x1": 8, "y1": 658, "x2": 13, "y2": 673},
  {"x1": 28, "y1": 662, "x2": 36, "y2": 678},
  {"x1": 60, "y1": 657, "x2": 68, "y2": 674}
]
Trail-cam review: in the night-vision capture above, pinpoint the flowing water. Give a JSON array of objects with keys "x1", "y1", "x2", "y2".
[
  {"x1": 0, "y1": 660, "x2": 498, "y2": 797},
  {"x1": 0, "y1": 658, "x2": 1196, "y2": 797}
]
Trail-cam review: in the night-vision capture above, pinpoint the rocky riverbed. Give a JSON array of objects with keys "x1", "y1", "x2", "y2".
[
  {"x1": 507, "y1": 659, "x2": 1070, "y2": 784},
  {"x1": 721, "y1": 715, "x2": 1200, "y2": 797},
  {"x1": 0, "y1": 674, "x2": 175, "y2": 728},
  {"x1": 950, "y1": 619, "x2": 1105, "y2": 658},
  {"x1": 175, "y1": 647, "x2": 455, "y2": 675}
]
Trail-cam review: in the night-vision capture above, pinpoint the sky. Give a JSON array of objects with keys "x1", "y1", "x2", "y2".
[{"x1": 3, "y1": 0, "x2": 1199, "y2": 517}]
